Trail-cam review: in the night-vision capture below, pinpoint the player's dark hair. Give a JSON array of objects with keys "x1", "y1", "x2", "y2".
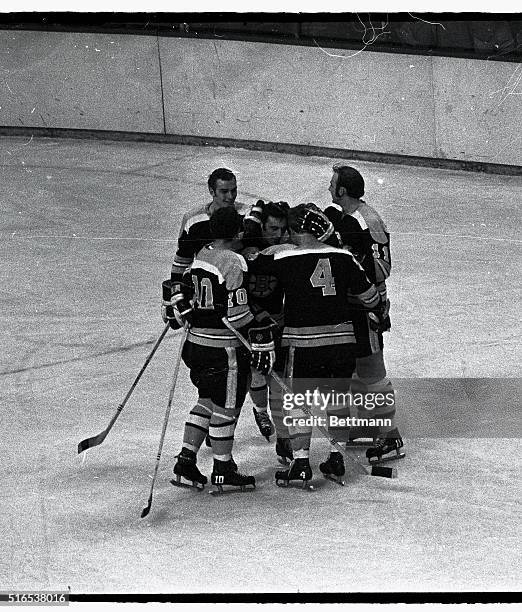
[
  {"x1": 261, "y1": 201, "x2": 289, "y2": 226},
  {"x1": 209, "y1": 207, "x2": 242, "y2": 241},
  {"x1": 208, "y1": 168, "x2": 236, "y2": 191},
  {"x1": 334, "y1": 165, "x2": 365, "y2": 199}
]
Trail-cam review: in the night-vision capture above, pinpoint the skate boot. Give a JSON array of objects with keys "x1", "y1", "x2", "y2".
[
  {"x1": 210, "y1": 459, "x2": 256, "y2": 495},
  {"x1": 253, "y1": 408, "x2": 275, "y2": 441},
  {"x1": 366, "y1": 428, "x2": 405, "y2": 464},
  {"x1": 319, "y1": 451, "x2": 345, "y2": 486},
  {"x1": 275, "y1": 458, "x2": 313, "y2": 490},
  {"x1": 171, "y1": 448, "x2": 207, "y2": 491}
]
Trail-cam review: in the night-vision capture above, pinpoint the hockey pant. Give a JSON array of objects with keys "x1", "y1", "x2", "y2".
[{"x1": 180, "y1": 341, "x2": 251, "y2": 461}]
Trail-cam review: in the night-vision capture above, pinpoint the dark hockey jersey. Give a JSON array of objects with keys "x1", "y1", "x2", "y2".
[
  {"x1": 185, "y1": 245, "x2": 254, "y2": 348},
  {"x1": 171, "y1": 202, "x2": 248, "y2": 283},
  {"x1": 249, "y1": 243, "x2": 379, "y2": 348},
  {"x1": 324, "y1": 202, "x2": 391, "y2": 302},
  {"x1": 242, "y1": 242, "x2": 286, "y2": 327}
]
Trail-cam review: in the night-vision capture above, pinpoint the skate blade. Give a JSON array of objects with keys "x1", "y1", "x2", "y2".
[
  {"x1": 170, "y1": 476, "x2": 205, "y2": 492},
  {"x1": 322, "y1": 473, "x2": 345, "y2": 486},
  {"x1": 275, "y1": 479, "x2": 314, "y2": 491},
  {"x1": 346, "y1": 438, "x2": 374, "y2": 447},
  {"x1": 368, "y1": 450, "x2": 406, "y2": 465},
  {"x1": 209, "y1": 483, "x2": 256, "y2": 496}
]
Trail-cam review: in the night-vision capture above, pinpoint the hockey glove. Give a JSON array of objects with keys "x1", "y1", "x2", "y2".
[
  {"x1": 368, "y1": 300, "x2": 391, "y2": 333},
  {"x1": 161, "y1": 279, "x2": 181, "y2": 329},
  {"x1": 172, "y1": 282, "x2": 194, "y2": 327},
  {"x1": 248, "y1": 324, "x2": 276, "y2": 375},
  {"x1": 297, "y1": 203, "x2": 334, "y2": 242},
  {"x1": 161, "y1": 279, "x2": 193, "y2": 329}
]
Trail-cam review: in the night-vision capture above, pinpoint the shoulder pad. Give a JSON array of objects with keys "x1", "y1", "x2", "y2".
[
  {"x1": 211, "y1": 250, "x2": 248, "y2": 290},
  {"x1": 350, "y1": 204, "x2": 389, "y2": 244},
  {"x1": 325, "y1": 204, "x2": 343, "y2": 214},
  {"x1": 260, "y1": 243, "x2": 296, "y2": 256},
  {"x1": 180, "y1": 205, "x2": 210, "y2": 236}
]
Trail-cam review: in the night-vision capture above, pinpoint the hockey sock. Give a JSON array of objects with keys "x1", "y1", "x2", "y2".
[
  {"x1": 354, "y1": 378, "x2": 396, "y2": 437},
  {"x1": 269, "y1": 376, "x2": 290, "y2": 438},
  {"x1": 326, "y1": 401, "x2": 352, "y2": 443},
  {"x1": 287, "y1": 410, "x2": 312, "y2": 457},
  {"x1": 354, "y1": 349, "x2": 396, "y2": 437},
  {"x1": 182, "y1": 398, "x2": 212, "y2": 453},
  {"x1": 249, "y1": 369, "x2": 269, "y2": 412},
  {"x1": 208, "y1": 403, "x2": 240, "y2": 462}
]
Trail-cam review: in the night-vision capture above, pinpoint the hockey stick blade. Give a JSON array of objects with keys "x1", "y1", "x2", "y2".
[
  {"x1": 77, "y1": 323, "x2": 170, "y2": 455},
  {"x1": 140, "y1": 500, "x2": 152, "y2": 518},
  {"x1": 77, "y1": 419, "x2": 116, "y2": 454}
]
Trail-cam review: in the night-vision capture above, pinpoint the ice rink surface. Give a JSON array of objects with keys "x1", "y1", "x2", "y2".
[{"x1": 0, "y1": 135, "x2": 520, "y2": 594}]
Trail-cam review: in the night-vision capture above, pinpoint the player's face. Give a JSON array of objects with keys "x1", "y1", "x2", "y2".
[
  {"x1": 262, "y1": 216, "x2": 287, "y2": 245},
  {"x1": 210, "y1": 179, "x2": 237, "y2": 208},
  {"x1": 329, "y1": 173, "x2": 341, "y2": 203}
]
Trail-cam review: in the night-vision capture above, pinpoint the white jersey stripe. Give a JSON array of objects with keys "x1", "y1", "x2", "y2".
[{"x1": 273, "y1": 246, "x2": 357, "y2": 260}]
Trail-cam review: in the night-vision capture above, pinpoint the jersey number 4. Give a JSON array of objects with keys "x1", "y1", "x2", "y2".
[{"x1": 310, "y1": 258, "x2": 336, "y2": 296}]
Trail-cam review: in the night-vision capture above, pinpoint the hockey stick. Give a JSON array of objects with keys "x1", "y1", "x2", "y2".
[
  {"x1": 221, "y1": 317, "x2": 396, "y2": 479},
  {"x1": 141, "y1": 324, "x2": 189, "y2": 518},
  {"x1": 78, "y1": 322, "x2": 171, "y2": 454}
]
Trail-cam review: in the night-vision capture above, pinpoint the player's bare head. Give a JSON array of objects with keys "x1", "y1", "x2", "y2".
[
  {"x1": 261, "y1": 201, "x2": 289, "y2": 245},
  {"x1": 330, "y1": 165, "x2": 365, "y2": 201},
  {"x1": 209, "y1": 206, "x2": 243, "y2": 242},
  {"x1": 208, "y1": 168, "x2": 237, "y2": 207}
]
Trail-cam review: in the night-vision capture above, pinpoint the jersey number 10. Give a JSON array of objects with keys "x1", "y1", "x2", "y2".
[{"x1": 192, "y1": 275, "x2": 214, "y2": 309}]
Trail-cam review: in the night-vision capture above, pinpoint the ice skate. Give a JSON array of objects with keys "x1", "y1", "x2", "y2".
[
  {"x1": 210, "y1": 459, "x2": 256, "y2": 495},
  {"x1": 275, "y1": 458, "x2": 314, "y2": 490},
  {"x1": 275, "y1": 437, "x2": 293, "y2": 465},
  {"x1": 171, "y1": 448, "x2": 207, "y2": 491},
  {"x1": 253, "y1": 408, "x2": 275, "y2": 441},
  {"x1": 366, "y1": 428, "x2": 405, "y2": 464},
  {"x1": 319, "y1": 451, "x2": 345, "y2": 486}
]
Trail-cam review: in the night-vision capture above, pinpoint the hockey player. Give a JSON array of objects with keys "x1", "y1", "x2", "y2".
[
  {"x1": 325, "y1": 164, "x2": 404, "y2": 464},
  {"x1": 249, "y1": 204, "x2": 382, "y2": 487},
  {"x1": 170, "y1": 167, "x2": 244, "y2": 289},
  {"x1": 166, "y1": 207, "x2": 276, "y2": 493},
  {"x1": 242, "y1": 201, "x2": 289, "y2": 445},
  {"x1": 168, "y1": 168, "x2": 270, "y2": 442}
]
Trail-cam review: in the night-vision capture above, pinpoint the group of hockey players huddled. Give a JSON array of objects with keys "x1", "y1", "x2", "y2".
[{"x1": 161, "y1": 165, "x2": 404, "y2": 494}]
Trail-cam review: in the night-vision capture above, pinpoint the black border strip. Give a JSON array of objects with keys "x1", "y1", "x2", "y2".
[
  {"x1": 67, "y1": 591, "x2": 521, "y2": 603},
  {"x1": 0, "y1": 126, "x2": 520, "y2": 176}
]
